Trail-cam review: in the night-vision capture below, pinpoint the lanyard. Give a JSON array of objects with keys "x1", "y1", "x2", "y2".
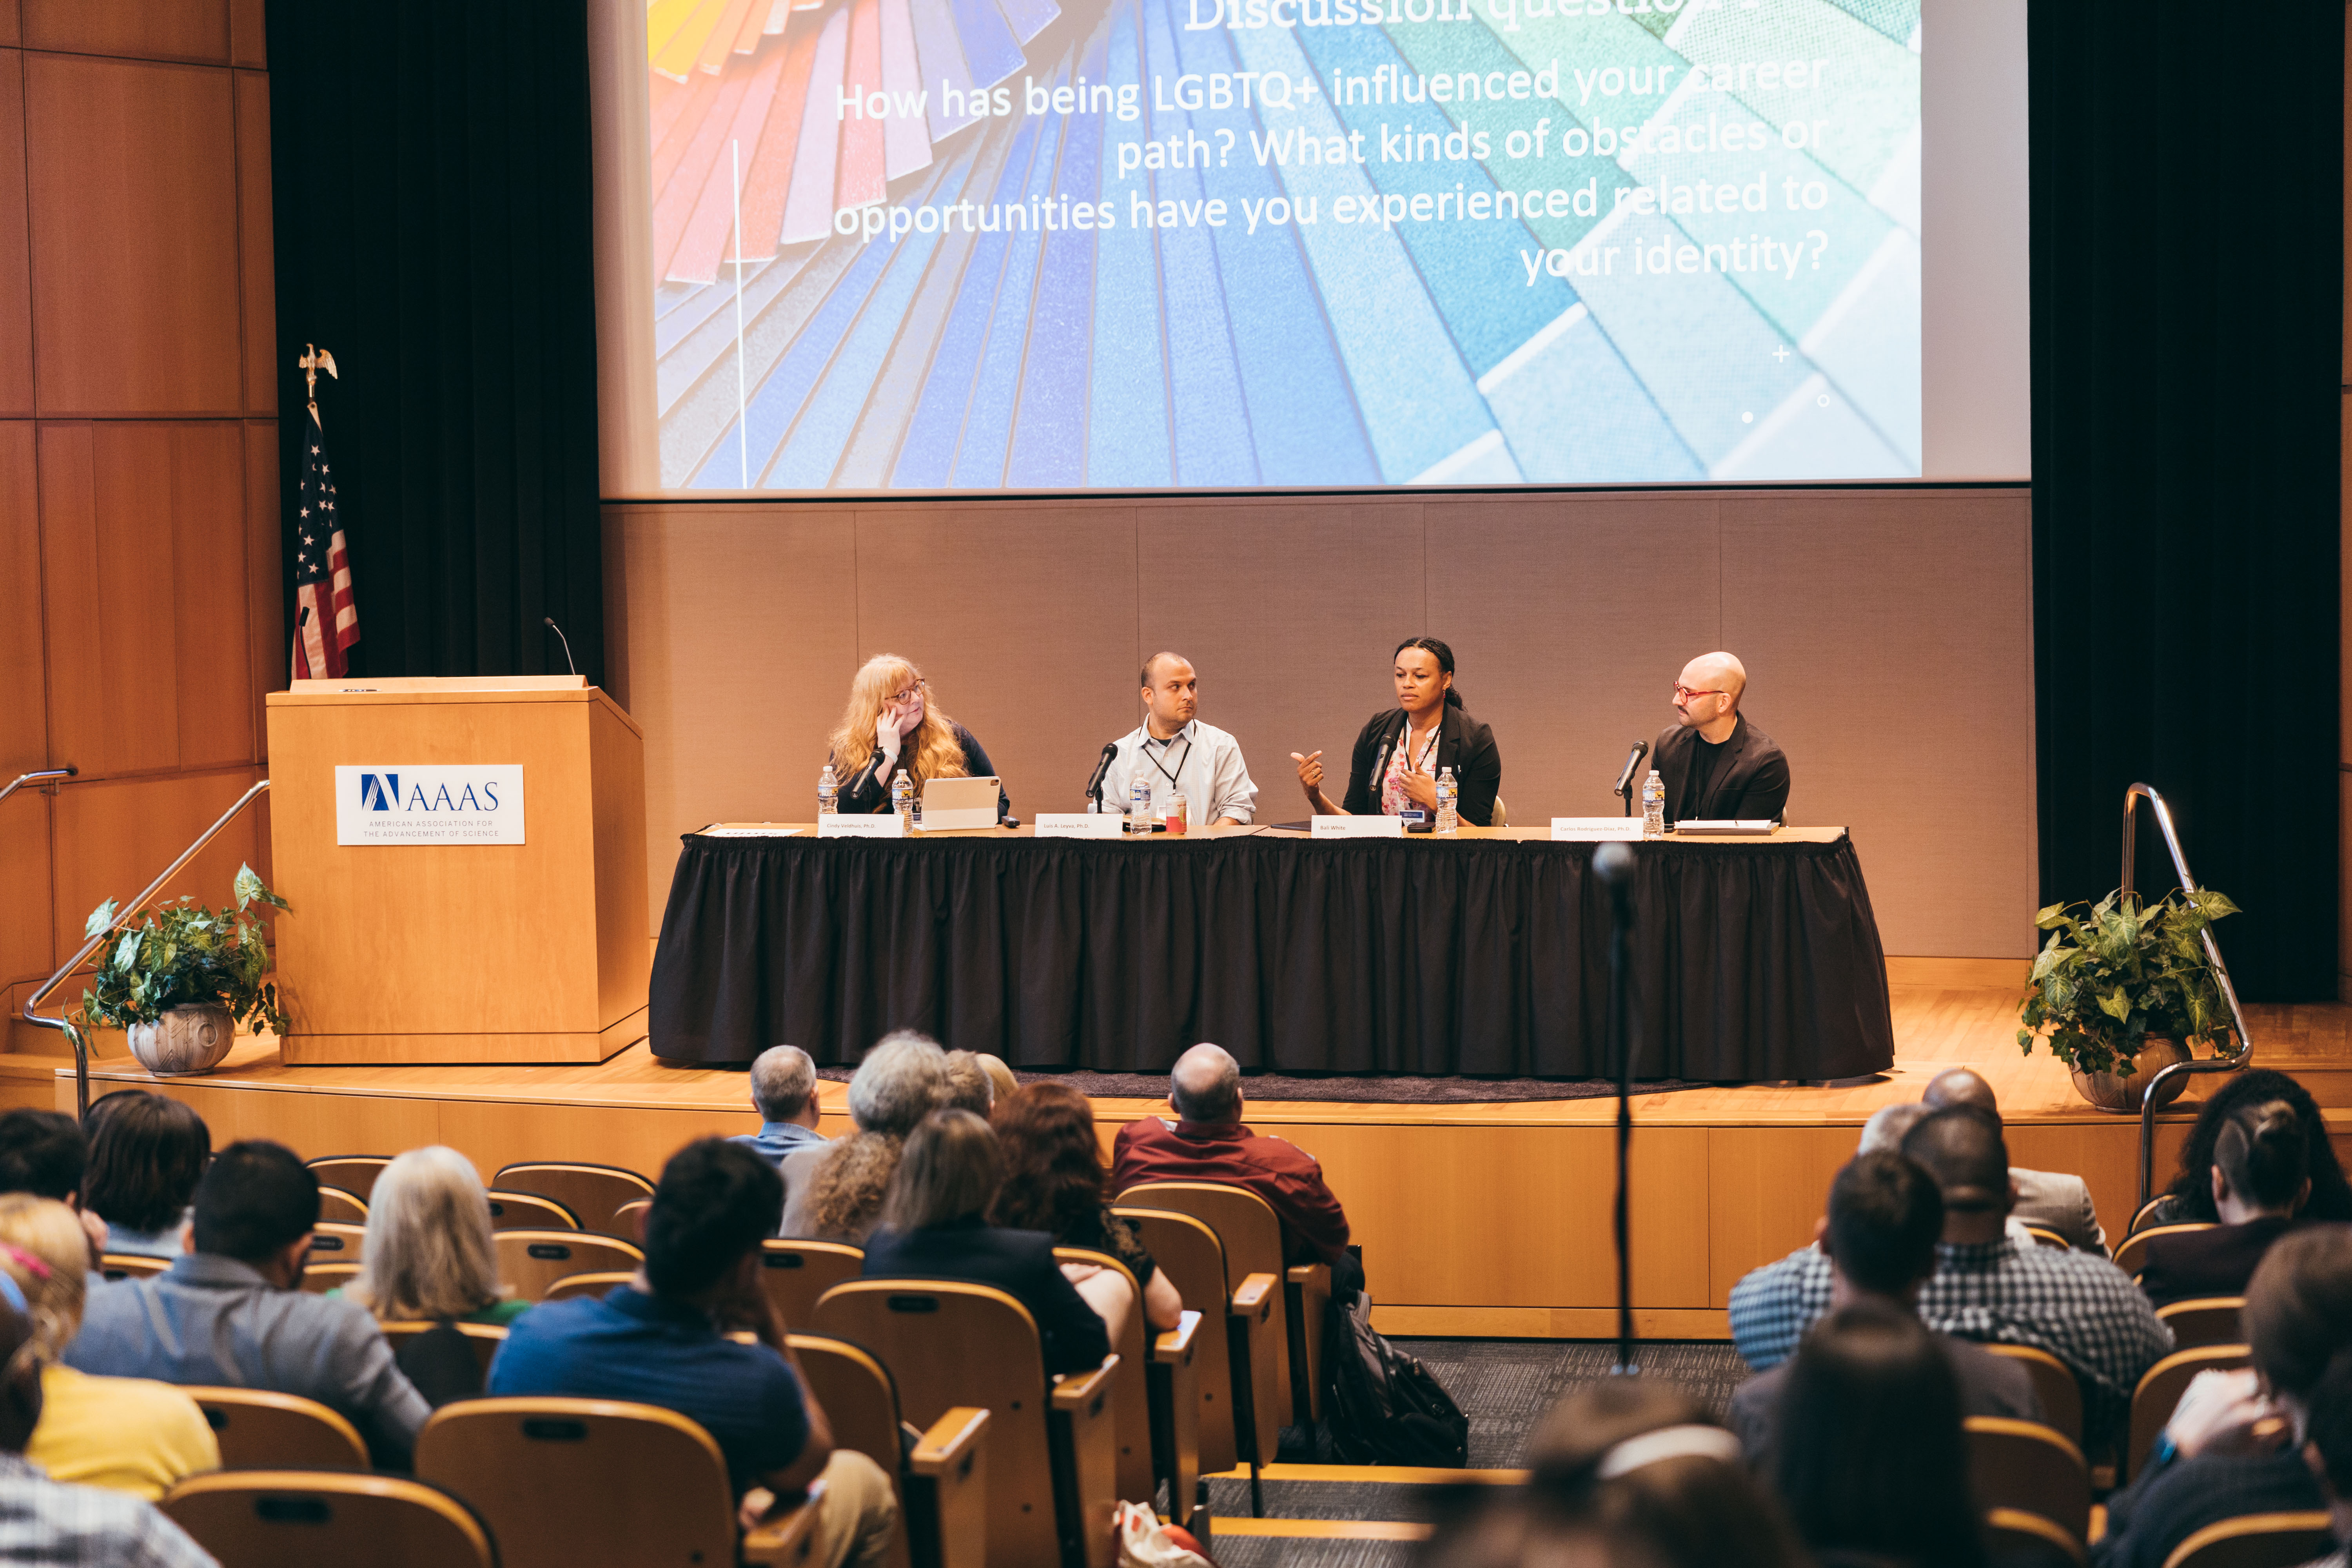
[
  {"x1": 1142, "y1": 731, "x2": 1192, "y2": 787},
  {"x1": 1397, "y1": 716, "x2": 1439, "y2": 777}
]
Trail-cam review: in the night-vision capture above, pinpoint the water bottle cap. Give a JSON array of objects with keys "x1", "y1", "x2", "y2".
[{"x1": 1647, "y1": 768, "x2": 1661, "y2": 777}]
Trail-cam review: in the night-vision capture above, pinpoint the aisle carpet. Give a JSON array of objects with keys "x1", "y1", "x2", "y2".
[{"x1": 815, "y1": 1067, "x2": 1717, "y2": 1103}]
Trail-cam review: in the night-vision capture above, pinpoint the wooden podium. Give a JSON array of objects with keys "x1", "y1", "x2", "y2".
[{"x1": 264, "y1": 677, "x2": 649, "y2": 1065}]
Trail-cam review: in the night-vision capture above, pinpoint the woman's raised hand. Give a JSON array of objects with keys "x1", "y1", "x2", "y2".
[{"x1": 1291, "y1": 750, "x2": 1323, "y2": 793}]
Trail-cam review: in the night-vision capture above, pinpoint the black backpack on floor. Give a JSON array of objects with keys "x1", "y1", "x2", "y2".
[{"x1": 1322, "y1": 1291, "x2": 1469, "y2": 1467}]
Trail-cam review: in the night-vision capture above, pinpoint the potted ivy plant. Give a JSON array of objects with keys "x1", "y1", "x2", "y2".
[
  {"x1": 67, "y1": 865, "x2": 289, "y2": 1078},
  {"x1": 2016, "y1": 886, "x2": 2238, "y2": 1112}
]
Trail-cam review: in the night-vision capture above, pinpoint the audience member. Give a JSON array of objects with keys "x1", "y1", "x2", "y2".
[
  {"x1": 863, "y1": 1110, "x2": 1121, "y2": 1373},
  {"x1": 1924, "y1": 1068, "x2": 2109, "y2": 1254},
  {"x1": 490, "y1": 1139, "x2": 895, "y2": 1565},
  {"x1": 1727, "y1": 1152, "x2": 2038, "y2": 1460},
  {"x1": 345, "y1": 1146, "x2": 526, "y2": 1326},
  {"x1": 0, "y1": 1195, "x2": 218, "y2": 1501},
  {"x1": 2095, "y1": 1225, "x2": 2352, "y2": 1568},
  {"x1": 732, "y1": 1045, "x2": 828, "y2": 1170},
  {"x1": 80, "y1": 1093, "x2": 209, "y2": 1259},
  {"x1": 975, "y1": 1053, "x2": 1018, "y2": 1107},
  {"x1": 1857, "y1": 1101, "x2": 1929, "y2": 1155},
  {"x1": 1111, "y1": 1042, "x2": 1359, "y2": 1295},
  {"x1": 66, "y1": 1140, "x2": 430, "y2": 1468},
  {"x1": 0, "y1": 1109, "x2": 105, "y2": 1259},
  {"x1": 781, "y1": 1033, "x2": 947, "y2": 1242},
  {"x1": 1731, "y1": 1105, "x2": 2169, "y2": 1448},
  {"x1": 990, "y1": 1083, "x2": 1183, "y2": 1332},
  {"x1": 0, "y1": 1283, "x2": 217, "y2": 1567},
  {"x1": 2295, "y1": 1350, "x2": 2352, "y2": 1568},
  {"x1": 1774, "y1": 1303, "x2": 1986, "y2": 1568},
  {"x1": 2146, "y1": 1070, "x2": 2352, "y2": 1230},
  {"x1": 938, "y1": 1051, "x2": 995, "y2": 1116},
  {"x1": 2139, "y1": 1098, "x2": 2313, "y2": 1307}
]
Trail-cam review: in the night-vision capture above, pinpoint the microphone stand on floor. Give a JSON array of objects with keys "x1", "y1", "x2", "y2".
[{"x1": 1593, "y1": 841, "x2": 1638, "y2": 1376}]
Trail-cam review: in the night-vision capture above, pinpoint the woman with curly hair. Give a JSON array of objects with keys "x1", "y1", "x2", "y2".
[
  {"x1": 826, "y1": 654, "x2": 1009, "y2": 822},
  {"x1": 990, "y1": 1083, "x2": 1182, "y2": 1332},
  {"x1": 781, "y1": 1033, "x2": 948, "y2": 1243},
  {"x1": 2142, "y1": 1069, "x2": 2352, "y2": 1232}
]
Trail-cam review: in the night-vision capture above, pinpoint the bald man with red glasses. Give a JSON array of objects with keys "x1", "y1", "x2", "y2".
[{"x1": 1651, "y1": 651, "x2": 1791, "y2": 826}]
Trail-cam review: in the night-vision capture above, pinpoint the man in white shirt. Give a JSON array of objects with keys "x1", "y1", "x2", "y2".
[{"x1": 1095, "y1": 653, "x2": 1258, "y2": 826}]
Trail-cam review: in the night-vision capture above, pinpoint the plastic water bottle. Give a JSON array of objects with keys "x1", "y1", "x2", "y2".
[
  {"x1": 890, "y1": 767, "x2": 913, "y2": 826},
  {"x1": 1128, "y1": 773, "x2": 1152, "y2": 837},
  {"x1": 1641, "y1": 769, "x2": 1665, "y2": 840},
  {"x1": 817, "y1": 762, "x2": 838, "y2": 816},
  {"x1": 1435, "y1": 766, "x2": 1458, "y2": 835}
]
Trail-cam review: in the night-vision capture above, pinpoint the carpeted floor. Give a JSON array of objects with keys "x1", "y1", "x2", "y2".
[{"x1": 813, "y1": 1067, "x2": 1716, "y2": 1103}]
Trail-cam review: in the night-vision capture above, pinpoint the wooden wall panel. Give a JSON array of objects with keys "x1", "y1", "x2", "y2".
[
  {"x1": 233, "y1": 70, "x2": 272, "y2": 415},
  {"x1": 0, "y1": 422, "x2": 50, "y2": 988},
  {"x1": 245, "y1": 421, "x2": 281, "y2": 747},
  {"x1": 228, "y1": 0, "x2": 261, "y2": 68},
  {"x1": 48, "y1": 765, "x2": 266, "y2": 953},
  {"x1": 1706, "y1": 1124, "x2": 1857, "y2": 1304},
  {"x1": 21, "y1": 0, "x2": 227, "y2": 64},
  {"x1": 166, "y1": 425, "x2": 253, "y2": 765},
  {"x1": 22, "y1": 54, "x2": 239, "y2": 415},
  {"x1": 0, "y1": 51, "x2": 31, "y2": 416},
  {"x1": 0, "y1": 4, "x2": 17, "y2": 49}
]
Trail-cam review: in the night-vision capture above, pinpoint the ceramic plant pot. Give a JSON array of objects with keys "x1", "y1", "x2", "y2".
[
  {"x1": 126, "y1": 1003, "x2": 236, "y2": 1076},
  {"x1": 2069, "y1": 1035, "x2": 2195, "y2": 1114}
]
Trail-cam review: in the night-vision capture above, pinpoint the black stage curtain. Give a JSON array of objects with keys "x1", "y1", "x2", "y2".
[
  {"x1": 265, "y1": 1, "x2": 604, "y2": 685},
  {"x1": 2029, "y1": 1, "x2": 2342, "y2": 998}
]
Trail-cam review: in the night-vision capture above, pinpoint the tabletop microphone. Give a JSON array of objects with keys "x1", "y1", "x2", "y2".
[
  {"x1": 541, "y1": 616, "x2": 578, "y2": 676},
  {"x1": 1612, "y1": 739, "x2": 1650, "y2": 800},
  {"x1": 297, "y1": 606, "x2": 312, "y2": 628},
  {"x1": 1084, "y1": 740, "x2": 1118, "y2": 808}
]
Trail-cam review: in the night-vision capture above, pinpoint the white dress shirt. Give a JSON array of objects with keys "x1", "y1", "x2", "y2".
[{"x1": 1094, "y1": 719, "x2": 1258, "y2": 825}]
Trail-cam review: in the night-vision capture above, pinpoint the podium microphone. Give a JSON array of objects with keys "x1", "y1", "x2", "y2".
[
  {"x1": 1084, "y1": 741, "x2": 1118, "y2": 809},
  {"x1": 1592, "y1": 840, "x2": 1639, "y2": 1374},
  {"x1": 1612, "y1": 740, "x2": 1650, "y2": 816},
  {"x1": 541, "y1": 616, "x2": 578, "y2": 676}
]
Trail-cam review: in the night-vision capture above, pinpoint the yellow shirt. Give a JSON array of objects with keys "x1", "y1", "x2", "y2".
[{"x1": 27, "y1": 1364, "x2": 220, "y2": 1501}]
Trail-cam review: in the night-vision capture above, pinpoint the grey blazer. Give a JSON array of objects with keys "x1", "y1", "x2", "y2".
[{"x1": 2013, "y1": 1167, "x2": 2110, "y2": 1258}]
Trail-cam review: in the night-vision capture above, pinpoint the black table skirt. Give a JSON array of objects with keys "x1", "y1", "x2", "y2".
[{"x1": 647, "y1": 832, "x2": 1895, "y2": 1082}]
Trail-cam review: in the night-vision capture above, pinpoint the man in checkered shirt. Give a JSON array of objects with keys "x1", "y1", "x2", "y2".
[{"x1": 1730, "y1": 1104, "x2": 2171, "y2": 1447}]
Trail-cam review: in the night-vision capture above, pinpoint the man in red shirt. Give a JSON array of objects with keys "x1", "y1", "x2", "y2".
[{"x1": 1110, "y1": 1044, "x2": 1361, "y2": 1296}]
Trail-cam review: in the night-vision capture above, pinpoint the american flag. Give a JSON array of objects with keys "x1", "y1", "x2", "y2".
[{"x1": 291, "y1": 406, "x2": 357, "y2": 679}]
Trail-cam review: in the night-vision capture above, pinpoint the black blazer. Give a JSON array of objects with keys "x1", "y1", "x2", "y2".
[
  {"x1": 1340, "y1": 706, "x2": 1501, "y2": 827},
  {"x1": 834, "y1": 722, "x2": 1011, "y2": 821},
  {"x1": 1649, "y1": 713, "x2": 1789, "y2": 825},
  {"x1": 2138, "y1": 1216, "x2": 2307, "y2": 1308},
  {"x1": 861, "y1": 1217, "x2": 1111, "y2": 1376}
]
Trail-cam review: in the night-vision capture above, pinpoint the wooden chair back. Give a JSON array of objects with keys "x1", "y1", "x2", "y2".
[
  {"x1": 1985, "y1": 1508, "x2": 2086, "y2": 1568},
  {"x1": 306, "y1": 1157, "x2": 391, "y2": 1201},
  {"x1": 787, "y1": 1333, "x2": 906, "y2": 1479},
  {"x1": 2022, "y1": 1224, "x2": 2071, "y2": 1250},
  {"x1": 759, "y1": 1239, "x2": 865, "y2": 1331},
  {"x1": 2127, "y1": 1195, "x2": 2172, "y2": 1237},
  {"x1": 613, "y1": 1198, "x2": 651, "y2": 1241},
  {"x1": 789, "y1": 1333, "x2": 992, "y2": 1568},
  {"x1": 2158, "y1": 1512, "x2": 2337, "y2": 1568},
  {"x1": 2156, "y1": 1296, "x2": 2246, "y2": 1350},
  {"x1": 2115, "y1": 1222, "x2": 2216, "y2": 1282},
  {"x1": 1964, "y1": 1417, "x2": 2089, "y2": 1544},
  {"x1": 376, "y1": 1319, "x2": 508, "y2": 1385},
  {"x1": 307, "y1": 1220, "x2": 367, "y2": 1263},
  {"x1": 185, "y1": 1387, "x2": 370, "y2": 1471},
  {"x1": 543, "y1": 1270, "x2": 635, "y2": 1303},
  {"x1": 1116, "y1": 1207, "x2": 1267, "y2": 1478},
  {"x1": 2129, "y1": 1345, "x2": 2252, "y2": 1482},
  {"x1": 299, "y1": 1261, "x2": 364, "y2": 1296},
  {"x1": 316, "y1": 1186, "x2": 369, "y2": 1225},
  {"x1": 162, "y1": 1471, "x2": 494, "y2": 1568},
  {"x1": 98, "y1": 1252, "x2": 170, "y2": 1282},
  {"x1": 1981, "y1": 1343, "x2": 2085, "y2": 1447},
  {"x1": 414, "y1": 1397, "x2": 740, "y2": 1568},
  {"x1": 494, "y1": 1230, "x2": 644, "y2": 1303},
  {"x1": 814, "y1": 1278, "x2": 1114, "y2": 1568},
  {"x1": 1056, "y1": 1247, "x2": 1154, "y2": 1506},
  {"x1": 1117, "y1": 1181, "x2": 1293, "y2": 1424},
  {"x1": 491, "y1": 1162, "x2": 655, "y2": 1236},
  {"x1": 486, "y1": 1189, "x2": 580, "y2": 1230}
]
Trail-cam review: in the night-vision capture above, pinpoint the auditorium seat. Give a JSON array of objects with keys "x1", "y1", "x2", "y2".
[
  {"x1": 1985, "y1": 1507, "x2": 2085, "y2": 1568},
  {"x1": 2114, "y1": 1223, "x2": 2215, "y2": 1282},
  {"x1": 613, "y1": 1198, "x2": 651, "y2": 1241},
  {"x1": 1117, "y1": 1180, "x2": 1324, "y2": 1426},
  {"x1": 163, "y1": 1471, "x2": 495, "y2": 1568},
  {"x1": 2127, "y1": 1345, "x2": 2252, "y2": 1483},
  {"x1": 185, "y1": 1387, "x2": 370, "y2": 1471},
  {"x1": 2155, "y1": 1296, "x2": 2245, "y2": 1350},
  {"x1": 415, "y1": 1397, "x2": 817, "y2": 1568},
  {"x1": 1055, "y1": 1246, "x2": 1188, "y2": 1521},
  {"x1": 1116, "y1": 1205, "x2": 1278, "y2": 1514},
  {"x1": 2127, "y1": 1196, "x2": 2171, "y2": 1238},
  {"x1": 485, "y1": 1189, "x2": 582, "y2": 1230},
  {"x1": 377, "y1": 1319, "x2": 508, "y2": 1385},
  {"x1": 1965, "y1": 1417, "x2": 2090, "y2": 1544},
  {"x1": 490, "y1": 1162, "x2": 655, "y2": 1236},
  {"x1": 300, "y1": 1261, "x2": 364, "y2": 1295},
  {"x1": 789, "y1": 1332, "x2": 990, "y2": 1568},
  {"x1": 2156, "y1": 1512, "x2": 2336, "y2": 1568},
  {"x1": 1981, "y1": 1344, "x2": 2085, "y2": 1446},
  {"x1": 759, "y1": 1239, "x2": 865, "y2": 1330},
  {"x1": 494, "y1": 1230, "x2": 645, "y2": 1303},
  {"x1": 306, "y1": 1157, "x2": 392, "y2": 1201},
  {"x1": 2024, "y1": 1224, "x2": 2072, "y2": 1250},
  {"x1": 98, "y1": 1253, "x2": 170, "y2": 1283},
  {"x1": 317, "y1": 1186, "x2": 370, "y2": 1225},
  {"x1": 305, "y1": 1220, "x2": 368, "y2": 1265},
  {"x1": 812, "y1": 1278, "x2": 1120, "y2": 1568},
  {"x1": 542, "y1": 1270, "x2": 635, "y2": 1303}
]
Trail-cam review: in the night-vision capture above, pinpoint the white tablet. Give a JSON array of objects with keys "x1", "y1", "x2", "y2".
[{"x1": 920, "y1": 776, "x2": 1001, "y2": 831}]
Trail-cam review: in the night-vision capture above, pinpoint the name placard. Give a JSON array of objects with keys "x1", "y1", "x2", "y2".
[
  {"x1": 1552, "y1": 817, "x2": 1645, "y2": 842},
  {"x1": 699, "y1": 825, "x2": 802, "y2": 838},
  {"x1": 1310, "y1": 815, "x2": 1405, "y2": 839},
  {"x1": 1034, "y1": 813, "x2": 1125, "y2": 840},
  {"x1": 817, "y1": 814, "x2": 906, "y2": 839},
  {"x1": 336, "y1": 765, "x2": 525, "y2": 846}
]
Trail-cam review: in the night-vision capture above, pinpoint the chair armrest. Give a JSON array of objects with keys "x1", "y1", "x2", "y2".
[
  {"x1": 1153, "y1": 1310, "x2": 1201, "y2": 1361},
  {"x1": 1232, "y1": 1272, "x2": 1277, "y2": 1314},
  {"x1": 1286, "y1": 1264, "x2": 1330, "y2": 1289},
  {"x1": 1051, "y1": 1354, "x2": 1121, "y2": 1411},
  {"x1": 909, "y1": 1406, "x2": 988, "y2": 1477},
  {"x1": 740, "y1": 1495, "x2": 822, "y2": 1566}
]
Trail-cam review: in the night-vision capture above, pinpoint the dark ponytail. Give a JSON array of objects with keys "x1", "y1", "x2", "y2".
[
  {"x1": 1394, "y1": 636, "x2": 1463, "y2": 709},
  {"x1": 2215, "y1": 1098, "x2": 2308, "y2": 1211}
]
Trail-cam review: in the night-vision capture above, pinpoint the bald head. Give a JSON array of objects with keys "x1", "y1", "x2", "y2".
[
  {"x1": 1683, "y1": 652, "x2": 1747, "y2": 704},
  {"x1": 1923, "y1": 1069, "x2": 1999, "y2": 1117},
  {"x1": 1900, "y1": 1105, "x2": 2011, "y2": 1218},
  {"x1": 1171, "y1": 1043, "x2": 1241, "y2": 1123},
  {"x1": 749, "y1": 1045, "x2": 818, "y2": 1123},
  {"x1": 1673, "y1": 652, "x2": 1749, "y2": 740}
]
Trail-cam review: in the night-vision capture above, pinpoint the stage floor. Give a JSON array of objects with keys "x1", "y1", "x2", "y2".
[{"x1": 25, "y1": 972, "x2": 2352, "y2": 1340}]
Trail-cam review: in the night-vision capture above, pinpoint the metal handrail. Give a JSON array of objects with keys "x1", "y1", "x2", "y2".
[
  {"x1": 0, "y1": 768, "x2": 74, "y2": 808},
  {"x1": 2122, "y1": 783, "x2": 2252, "y2": 1205},
  {"x1": 21, "y1": 778, "x2": 271, "y2": 1119}
]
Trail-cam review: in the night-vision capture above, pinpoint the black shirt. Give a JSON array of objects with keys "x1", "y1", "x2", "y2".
[{"x1": 1680, "y1": 732, "x2": 1728, "y2": 821}]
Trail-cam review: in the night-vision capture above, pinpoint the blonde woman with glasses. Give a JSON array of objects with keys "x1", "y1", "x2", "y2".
[
  {"x1": 342, "y1": 1147, "x2": 527, "y2": 1327},
  {"x1": 826, "y1": 654, "x2": 1010, "y2": 822}
]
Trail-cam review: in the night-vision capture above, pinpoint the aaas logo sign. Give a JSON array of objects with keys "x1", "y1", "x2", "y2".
[{"x1": 334, "y1": 765, "x2": 526, "y2": 846}]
